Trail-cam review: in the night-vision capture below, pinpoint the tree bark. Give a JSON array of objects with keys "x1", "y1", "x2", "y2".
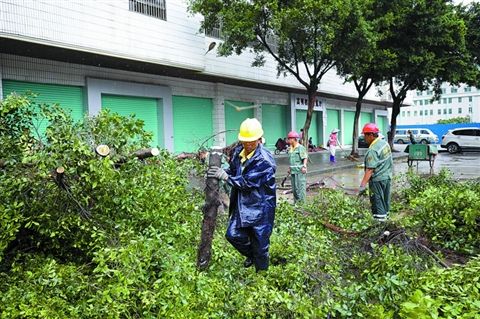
[
  {"x1": 197, "y1": 147, "x2": 223, "y2": 271},
  {"x1": 351, "y1": 97, "x2": 363, "y2": 157},
  {"x1": 302, "y1": 88, "x2": 317, "y2": 146},
  {"x1": 388, "y1": 99, "x2": 402, "y2": 149}
]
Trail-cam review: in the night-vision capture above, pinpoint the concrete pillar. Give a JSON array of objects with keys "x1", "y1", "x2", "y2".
[
  {"x1": 289, "y1": 93, "x2": 296, "y2": 131},
  {"x1": 340, "y1": 109, "x2": 345, "y2": 145},
  {"x1": 254, "y1": 99, "x2": 262, "y2": 122},
  {"x1": 213, "y1": 83, "x2": 226, "y2": 147}
]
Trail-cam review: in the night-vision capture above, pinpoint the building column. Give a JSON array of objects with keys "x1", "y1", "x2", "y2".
[
  {"x1": 213, "y1": 83, "x2": 226, "y2": 147},
  {"x1": 254, "y1": 99, "x2": 262, "y2": 122},
  {"x1": 340, "y1": 109, "x2": 345, "y2": 145},
  {"x1": 289, "y1": 93, "x2": 296, "y2": 131}
]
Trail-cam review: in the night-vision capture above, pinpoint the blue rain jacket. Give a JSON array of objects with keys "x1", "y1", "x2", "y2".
[{"x1": 226, "y1": 144, "x2": 276, "y2": 228}]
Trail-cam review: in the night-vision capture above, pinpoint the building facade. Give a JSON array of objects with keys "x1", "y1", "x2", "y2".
[
  {"x1": 0, "y1": 0, "x2": 390, "y2": 152},
  {"x1": 396, "y1": 84, "x2": 480, "y2": 126}
]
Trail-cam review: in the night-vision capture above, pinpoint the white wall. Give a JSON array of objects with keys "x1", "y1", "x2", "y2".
[{"x1": 0, "y1": 0, "x2": 385, "y2": 102}]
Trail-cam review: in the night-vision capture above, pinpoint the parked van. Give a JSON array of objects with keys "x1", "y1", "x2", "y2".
[{"x1": 394, "y1": 128, "x2": 438, "y2": 144}]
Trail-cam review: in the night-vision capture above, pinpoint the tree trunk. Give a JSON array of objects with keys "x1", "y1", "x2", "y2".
[
  {"x1": 351, "y1": 97, "x2": 363, "y2": 157},
  {"x1": 197, "y1": 147, "x2": 222, "y2": 271},
  {"x1": 302, "y1": 88, "x2": 317, "y2": 146},
  {"x1": 388, "y1": 99, "x2": 402, "y2": 149}
]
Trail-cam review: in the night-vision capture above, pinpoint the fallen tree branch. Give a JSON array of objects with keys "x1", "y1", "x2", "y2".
[{"x1": 134, "y1": 147, "x2": 160, "y2": 160}]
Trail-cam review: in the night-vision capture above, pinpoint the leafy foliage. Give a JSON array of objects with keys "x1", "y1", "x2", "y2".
[{"x1": 436, "y1": 116, "x2": 471, "y2": 124}]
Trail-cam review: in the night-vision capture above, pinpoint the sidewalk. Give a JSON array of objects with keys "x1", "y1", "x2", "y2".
[{"x1": 274, "y1": 146, "x2": 408, "y2": 179}]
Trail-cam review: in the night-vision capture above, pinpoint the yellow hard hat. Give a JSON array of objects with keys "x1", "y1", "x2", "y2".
[{"x1": 238, "y1": 118, "x2": 264, "y2": 142}]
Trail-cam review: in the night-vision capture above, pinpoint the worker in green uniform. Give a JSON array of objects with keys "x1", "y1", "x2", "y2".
[
  {"x1": 359, "y1": 123, "x2": 393, "y2": 221},
  {"x1": 287, "y1": 131, "x2": 308, "y2": 203}
]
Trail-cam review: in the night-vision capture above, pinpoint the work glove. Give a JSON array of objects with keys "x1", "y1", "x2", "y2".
[
  {"x1": 207, "y1": 167, "x2": 229, "y2": 181},
  {"x1": 358, "y1": 185, "x2": 367, "y2": 196}
]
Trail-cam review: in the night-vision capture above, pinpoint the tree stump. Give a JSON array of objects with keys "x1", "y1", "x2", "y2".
[{"x1": 197, "y1": 146, "x2": 223, "y2": 270}]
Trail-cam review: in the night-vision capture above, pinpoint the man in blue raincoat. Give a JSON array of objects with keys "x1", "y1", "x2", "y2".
[{"x1": 207, "y1": 118, "x2": 276, "y2": 272}]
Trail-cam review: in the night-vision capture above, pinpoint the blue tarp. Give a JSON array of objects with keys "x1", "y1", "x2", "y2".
[{"x1": 396, "y1": 123, "x2": 480, "y2": 142}]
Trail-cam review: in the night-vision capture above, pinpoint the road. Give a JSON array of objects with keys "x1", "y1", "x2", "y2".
[{"x1": 303, "y1": 150, "x2": 480, "y2": 191}]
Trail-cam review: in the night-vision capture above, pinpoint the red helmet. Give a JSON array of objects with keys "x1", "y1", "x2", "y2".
[
  {"x1": 362, "y1": 123, "x2": 380, "y2": 134},
  {"x1": 287, "y1": 131, "x2": 300, "y2": 139}
]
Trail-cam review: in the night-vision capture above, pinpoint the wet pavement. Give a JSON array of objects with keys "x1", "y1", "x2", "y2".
[{"x1": 276, "y1": 146, "x2": 480, "y2": 197}]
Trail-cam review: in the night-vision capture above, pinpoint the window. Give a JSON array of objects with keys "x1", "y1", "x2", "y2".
[
  {"x1": 448, "y1": 108, "x2": 452, "y2": 114},
  {"x1": 129, "y1": 0, "x2": 167, "y2": 20},
  {"x1": 414, "y1": 101, "x2": 418, "y2": 106},
  {"x1": 419, "y1": 100, "x2": 423, "y2": 106},
  {"x1": 464, "y1": 86, "x2": 472, "y2": 92},
  {"x1": 458, "y1": 97, "x2": 462, "y2": 103},
  {"x1": 469, "y1": 96, "x2": 473, "y2": 102},
  {"x1": 420, "y1": 110, "x2": 423, "y2": 116},
  {"x1": 205, "y1": 20, "x2": 223, "y2": 39},
  {"x1": 443, "y1": 109, "x2": 447, "y2": 114},
  {"x1": 438, "y1": 109, "x2": 441, "y2": 115},
  {"x1": 396, "y1": 130, "x2": 406, "y2": 135},
  {"x1": 442, "y1": 98, "x2": 447, "y2": 104},
  {"x1": 453, "y1": 129, "x2": 475, "y2": 136},
  {"x1": 424, "y1": 99, "x2": 429, "y2": 105},
  {"x1": 430, "y1": 109, "x2": 433, "y2": 115},
  {"x1": 427, "y1": 90, "x2": 433, "y2": 95},
  {"x1": 407, "y1": 111, "x2": 411, "y2": 116},
  {"x1": 416, "y1": 91, "x2": 422, "y2": 96},
  {"x1": 441, "y1": 88, "x2": 446, "y2": 94},
  {"x1": 469, "y1": 107, "x2": 473, "y2": 113},
  {"x1": 458, "y1": 108, "x2": 462, "y2": 114},
  {"x1": 414, "y1": 111, "x2": 418, "y2": 116},
  {"x1": 421, "y1": 130, "x2": 430, "y2": 134},
  {"x1": 451, "y1": 87, "x2": 457, "y2": 93},
  {"x1": 448, "y1": 98, "x2": 452, "y2": 104},
  {"x1": 401, "y1": 111, "x2": 405, "y2": 117}
]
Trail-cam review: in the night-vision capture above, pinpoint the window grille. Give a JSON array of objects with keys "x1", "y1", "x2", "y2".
[
  {"x1": 205, "y1": 19, "x2": 223, "y2": 39},
  {"x1": 129, "y1": 0, "x2": 166, "y2": 20}
]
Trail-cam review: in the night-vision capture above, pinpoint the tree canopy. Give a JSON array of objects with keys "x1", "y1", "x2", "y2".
[
  {"x1": 188, "y1": 0, "x2": 360, "y2": 143},
  {"x1": 373, "y1": 0, "x2": 473, "y2": 146}
]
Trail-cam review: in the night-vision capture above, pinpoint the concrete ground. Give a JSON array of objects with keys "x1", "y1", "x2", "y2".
[{"x1": 276, "y1": 145, "x2": 480, "y2": 202}]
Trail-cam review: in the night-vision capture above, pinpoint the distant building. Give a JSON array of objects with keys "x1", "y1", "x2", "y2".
[{"x1": 394, "y1": 84, "x2": 480, "y2": 125}]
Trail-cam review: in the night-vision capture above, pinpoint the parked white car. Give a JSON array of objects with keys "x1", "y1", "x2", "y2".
[
  {"x1": 394, "y1": 128, "x2": 438, "y2": 144},
  {"x1": 441, "y1": 127, "x2": 480, "y2": 154}
]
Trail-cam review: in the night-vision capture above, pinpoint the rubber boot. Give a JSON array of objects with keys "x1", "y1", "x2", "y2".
[{"x1": 330, "y1": 155, "x2": 335, "y2": 163}]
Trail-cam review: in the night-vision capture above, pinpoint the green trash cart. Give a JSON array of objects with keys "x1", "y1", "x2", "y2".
[{"x1": 407, "y1": 144, "x2": 438, "y2": 168}]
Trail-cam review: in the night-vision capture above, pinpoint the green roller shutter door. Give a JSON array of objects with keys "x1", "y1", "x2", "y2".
[
  {"x1": 225, "y1": 100, "x2": 254, "y2": 145},
  {"x1": 172, "y1": 96, "x2": 213, "y2": 153},
  {"x1": 296, "y1": 110, "x2": 320, "y2": 146},
  {"x1": 2, "y1": 80, "x2": 85, "y2": 137},
  {"x1": 326, "y1": 109, "x2": 341, "y2": 142},
  {"x1": 344, "y1": 110, "x2": 355, "y2": 145},
  {"x1": 382, "y1": 116, "x2": 389, "y2": 136},
  {"x1": 378, "y1": 116, "x2": 389, "y2": 136},
  {"x1": 261, "y1": 104, "x2": 288, "y2": 150},
  {"x1": 101, "y1": 94, "x2": 163, "y2": 148},
  {"x1": 360, "y1": 112, "x2": 373, "y2": 128}
]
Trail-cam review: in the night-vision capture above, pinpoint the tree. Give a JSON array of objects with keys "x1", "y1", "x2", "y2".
[
  {"x1": 458, "y1": 2, "x2": 480, "y2": 86},
  {"x1": 188, "y1": 0, "x2": 357, "y2": 144},
  {"x1": 335, "y1": 0, "x2": 391, "y2": 157},
  {"x1": 374, "y1": 0, "x2": 473, "y2": 148}
]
